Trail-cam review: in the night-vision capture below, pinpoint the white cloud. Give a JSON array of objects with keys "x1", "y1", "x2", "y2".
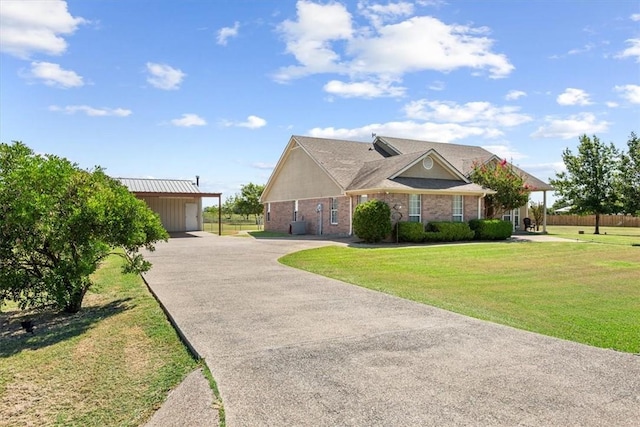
[
  {"x1": 617, "y1": 38, "x2": 640, "y2": 62},
  {"x1": 275, "y1": 1, "x2": 513, "y2": 86},
  {"x1": 171, "y1": 113, "x2": 206, "y2": 127},
  {"x1": 631, "y1": 14, "x2": 640, "y2": 22},
  {"x1": 0, "y1": 0, "x2": 87, "y2": 58},
  {"x1": 309, "y1": 120, "x2": 501, "y2": 142},
  {"x1": 26, "y1": 61, "x2": 83, "y2": 88},
  {"x1": 275, "y1": 1, "x2": 353, "y2": 81},
  {"x1": 614, "y1": 84, "x2": 640, "y2": 104},
  {"x1": 505, "y1": 90, "x2": 526, "y2": 101},
  {"x1": 217, "y1": 21, "x2": 239, "y2": 46},
  {"x1": 323, "y1": 79, "x2": 405, "y2": 98},
  {"x1": 556, "y1": 88, "x2": 592, "y2": 106},
  {"x1": 251, "y1": 162, "x2": 276, "y2": 170},
  {"x1": 428, "y1": 80, "x2": 445, "y2": 91},
  {"x1": 404, "y1": 99, "x2": 532, "y2": 127},
  {"x1": 606, "y1": 101, "x2": 619, "y2": 108},
  {"x1": 531, "y1": 113, "x2": 609, "y2": 139},
  {"x1": 146, "y1": 62, "x2": 185, "y2": 90},
  {"x1": 49, "y1": 105, "x2": 131, "y2": 117},
  {"x1": 481, "y1": 144, "x2": 526, "y2": 160},
  {"x1": 222, "y1": 115, "x2": 267, "y2": 129},
  {"x1": 357, "y1": 1, "x2": 414, "y2": 28}
]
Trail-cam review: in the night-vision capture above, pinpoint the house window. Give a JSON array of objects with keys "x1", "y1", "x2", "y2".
[
  {"x1": 502, "y1": 209, "x2": 520, "y2": 227},
  {"x1": 408, "y1": 194, "x2": 421, "y2": 222},
  {"x1": 357, "y1": 195, "x2": 368, "y2": 205},
  {"x1": 266, "y1": 203, "x2": 270, "y2": 222},
  {"x1": 293, "y1": 200, "x2": 298, "y2": 221},
  {"x1": 452, "y1": 195, "x2": 463, "y2": 222},
  {"x1": 330, "y1": 198, "x2": 338, "y2": 224}
]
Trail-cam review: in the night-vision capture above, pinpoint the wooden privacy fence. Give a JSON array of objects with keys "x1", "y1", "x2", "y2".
[{"x1": 546, "y1": 214, "x2": 640, "y2": 227}]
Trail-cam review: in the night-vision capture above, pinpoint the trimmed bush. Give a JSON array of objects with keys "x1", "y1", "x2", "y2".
[
  {"x1": 423, "y1": 231, "x2": 447, "y2": 242},
  {"x1": 353, "y1": 199, "x2": 392, "y2": 243},
  {"x1": 468, "y1": 219, "x2": 513, "y2": 240},
  {"x1": 397, "y1": 221, "x2": 425, "y2": 243},
  {"x1": 425, "y1": 221, "x2": 475, "y2": 241}
]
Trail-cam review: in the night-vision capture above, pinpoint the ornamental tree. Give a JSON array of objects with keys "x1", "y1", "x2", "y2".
[
  {"x1": 469, "y1": 158, "x2": 532, "y2": 218},
  {"x1": 0, "y1": 141, "x2": 168, "y2": 313},
  {"x1": 549, "y1": 134, "x2": 620, "y2": 234}
]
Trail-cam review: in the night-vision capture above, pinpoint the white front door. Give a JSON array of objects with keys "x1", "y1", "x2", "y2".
[{"x1": 185, "y1": 203, "x2": 198, "y2": 231}]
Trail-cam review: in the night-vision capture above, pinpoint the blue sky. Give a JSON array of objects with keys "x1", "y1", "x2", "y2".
[{"x1": 1, "y1": 0, "x2": 638, "y2": 206}]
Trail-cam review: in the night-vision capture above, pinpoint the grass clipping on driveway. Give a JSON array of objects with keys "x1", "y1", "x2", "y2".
[
  {"x1": 0, "y1": 255, "x2": 199, "y2": 427},
  {"x1": 280, "y1": 242, "x2": 640, "y2": 353}
]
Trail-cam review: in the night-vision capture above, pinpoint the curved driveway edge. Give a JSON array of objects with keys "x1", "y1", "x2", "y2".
[{"x1": 143, "y1": 232, "x2": 640, "y2": 426}]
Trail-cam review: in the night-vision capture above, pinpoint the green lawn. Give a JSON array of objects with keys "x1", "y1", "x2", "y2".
[
  {"x1": 546, "y1": 225, "x2": 640, "y2": 246},
  {"x1": 0, "y1": 256, "x2": 212, "y2": 426},
  {"x1": 280, "y1": 242, "x2": 640, "y2": 353}
]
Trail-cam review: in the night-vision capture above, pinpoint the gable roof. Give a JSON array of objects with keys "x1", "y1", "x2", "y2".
[
  {"x1": 117, "y1": 178, "x2": 221, "y2": 197},
  {"x1": 265, "y1": 135, "x2": 551, "y2": 198},
  {"x1": 377, "y1": 136, "x2": 553, "y2": 191}
]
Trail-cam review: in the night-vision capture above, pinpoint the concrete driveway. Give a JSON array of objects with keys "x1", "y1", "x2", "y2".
[{"x1": 143, "y1": 232, "x2": 640, "y2": 426}]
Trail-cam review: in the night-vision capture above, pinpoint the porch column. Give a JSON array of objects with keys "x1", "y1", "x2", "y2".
[
  {"x1": 477, "y1": 196, "x2": 482, "y2": 219},
  {"x1": 543, "y1": 190, "x2": 548, "y2": 233}
]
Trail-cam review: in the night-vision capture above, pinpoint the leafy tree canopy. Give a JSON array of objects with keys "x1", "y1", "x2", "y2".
[
  {"x1": 0, "y1": 141, "x2": 168, "y2": 313},
  {"x1": 470, "y1": 158, "x2": 532, "y2": 218},
  {"x1": 235, "y1": 182, "x2": 264, "y2": 221},
  {"x1": 549, "y1": 134, "x2": 620, "y2": 234},
  {"x1": 618, "y1": 132, "x2": 640, "y2": 216}
]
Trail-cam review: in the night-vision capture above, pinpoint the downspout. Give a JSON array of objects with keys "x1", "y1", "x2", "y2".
[{"x1": 349, "y1": 195, "x2": 353, "y2": 236}]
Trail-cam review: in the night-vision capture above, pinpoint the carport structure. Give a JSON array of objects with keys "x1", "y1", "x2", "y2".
[{"x1": 118, "y1": 177, "x2": 221, "y2": 234}]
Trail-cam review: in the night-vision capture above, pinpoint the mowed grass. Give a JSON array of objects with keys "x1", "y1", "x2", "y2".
[
  {"x1": 546, "y1": 225, "x2": 640, "y2": 246},
  {"x1": 280, "y1": 242, "x2": 640, "y2": 353},
  {"x1": 0, "y1": 255, "x2": 200, "y2": 427}
]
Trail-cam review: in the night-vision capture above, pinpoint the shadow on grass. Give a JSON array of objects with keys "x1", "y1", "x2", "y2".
[{"x1": 0, "y1": 298, "x2": 132, "y2": 357}]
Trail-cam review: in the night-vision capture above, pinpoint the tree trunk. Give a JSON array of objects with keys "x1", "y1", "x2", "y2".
[
  {"x1": 594, "y1": 212, "x2": 600, "y2": 234},
  {"x1": 64, "y1": 285, "x2": 88, "y2": 313}
]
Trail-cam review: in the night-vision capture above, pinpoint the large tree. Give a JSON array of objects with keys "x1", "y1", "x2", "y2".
[
  {"x1": 618, "y1": 132, "x2": 640, "y2": 216},
  {"x1": 235, "y1": 182, "x2": 264, "y2": 222},
  {"x1": 550, "y1": 134, "x2": 620, "y2": 234},
  {"x1": 0, "y1": 142, "x2": 168, "y2": 313},
  {"x1": 470, "y1": 158, "x2": 532, "y2": 219}
]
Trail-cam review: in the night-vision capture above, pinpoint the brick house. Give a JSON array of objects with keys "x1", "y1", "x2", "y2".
[{"x1": 260, "y1": 135, "x2": 552, "y2": 236}]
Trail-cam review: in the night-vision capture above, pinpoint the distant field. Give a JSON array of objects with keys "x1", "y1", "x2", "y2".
[{"x1": 203, "y1": 221, "x2": 261, "y2": 236}]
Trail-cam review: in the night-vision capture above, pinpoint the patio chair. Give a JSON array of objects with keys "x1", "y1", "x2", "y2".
[{"x1": 523, "y1": 217, "x2": 535, "y2": 231}]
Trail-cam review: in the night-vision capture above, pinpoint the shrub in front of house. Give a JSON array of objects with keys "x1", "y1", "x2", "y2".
[
  {"x1": 353, "y1": 199, "x2": 392, "y2": 243},
  {"x1": 468, "y1": 218, "x2": 513, "y2": 240},
  {"x1": 423, "y1": 231, "x2": 448, "y2": 242},
  {"x1": 397, "y1": 221, "x2": 425, "y2": 243},
  {"x1": 425, "y1": 221, "x2": 475, "y2": 241}
]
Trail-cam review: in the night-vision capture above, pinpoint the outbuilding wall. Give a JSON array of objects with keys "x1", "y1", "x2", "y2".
[{"x1": 137, "y1": 196, "x2": 202, "y2": 232}]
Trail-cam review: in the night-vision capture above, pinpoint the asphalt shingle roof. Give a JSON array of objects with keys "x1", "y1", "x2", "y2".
[{"x1": 290, "y1": 135, "x2": 552, "y2": 193}]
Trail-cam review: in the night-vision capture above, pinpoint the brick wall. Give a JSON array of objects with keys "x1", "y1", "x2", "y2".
[
  {"x1": 264, "y1": 196, "x2": 351, "y2": 235},
  {"x1": 265, "y1": 194, "x2": 487, "y2": 235}
]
